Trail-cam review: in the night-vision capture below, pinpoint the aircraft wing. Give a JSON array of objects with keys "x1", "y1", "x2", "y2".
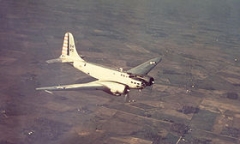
[
  {"x1": 36, "y1": 81, "x2": 107, "y2": 91},
  {"x1": 127, "y1": 57, "x2": 162, "y2": 75}
]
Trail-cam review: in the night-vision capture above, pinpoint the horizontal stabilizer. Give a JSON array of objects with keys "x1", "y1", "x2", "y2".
[
  {"x1": 46, "y1": 58, "x2": 63, "y2": 64},
  {"x1": 44, "y1": 90, "x2": 53, "y2": 94},
  {"x1": 46, "y1": 32, "x2": 84, "y2": 64}
]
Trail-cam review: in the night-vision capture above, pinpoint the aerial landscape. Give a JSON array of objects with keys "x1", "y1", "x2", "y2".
[{"x1": 1, "y1": 0, "x2": 240, "y2": 144}]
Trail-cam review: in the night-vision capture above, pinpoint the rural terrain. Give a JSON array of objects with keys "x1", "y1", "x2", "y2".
[{"x1": 0, "y1": 0, "x2": 240, "y2": 144}]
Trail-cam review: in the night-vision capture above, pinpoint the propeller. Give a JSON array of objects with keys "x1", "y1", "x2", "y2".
[
  {"x1": 124, "y1": 94, "x2": 130, "y2": 103},
  {"x1": 124, "y1": 86, "x2": 130, "y2": 103},
  {"x1": 123, "y1": 89, "x2": 137, "y2": 103}
]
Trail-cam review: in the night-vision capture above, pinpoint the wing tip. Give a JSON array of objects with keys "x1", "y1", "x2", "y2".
[
  {"x1": 36, "y1": 87, "x2": 44, "y2": 90},
  {"x1": 151, "y1": 57, "x2": 162, "y2": 64},
  {"x1": 156, "y1": 57, "x2": 162, "y2": 62}
]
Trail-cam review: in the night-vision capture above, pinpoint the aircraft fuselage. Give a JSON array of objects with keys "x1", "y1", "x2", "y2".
[{"x1": 73, "y1": 60, "x2": 144, "y2": 89}]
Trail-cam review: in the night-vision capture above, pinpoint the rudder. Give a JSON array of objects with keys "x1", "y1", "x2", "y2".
[
  {"x1": 60, "y1": 32, "x2": 83, "y2": 61},
  {"x1": 46, "y1": 32, "x2": 84, "y2": 64}
]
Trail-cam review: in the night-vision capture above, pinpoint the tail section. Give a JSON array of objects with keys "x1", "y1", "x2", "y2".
[
  {"x1": 47, "y1": 32, "x2": 84, "y2": 64},
  {"x1": 61, "y1": 32, "x2": 81, "y2": 59}
]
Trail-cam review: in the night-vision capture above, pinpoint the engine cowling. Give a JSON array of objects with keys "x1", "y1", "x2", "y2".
[
  {"x1": 139, "y1": 75, "x2": 154, "y2": 86},
  {"x1": 101, "y1": 82, "x2": 129, "y2": 96}
]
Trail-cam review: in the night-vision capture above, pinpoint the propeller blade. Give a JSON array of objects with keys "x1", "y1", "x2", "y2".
[{"x1": 124, "y1": 94, "x2": 130, "y2": 103}]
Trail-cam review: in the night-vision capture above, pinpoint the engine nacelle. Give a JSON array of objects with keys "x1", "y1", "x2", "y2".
[
  {"x1": 139, "y1": 75, "x2": 154, "y2": 86},
  {"x1": 101, "y1": 82, "x2": 129, "y2": 96}
]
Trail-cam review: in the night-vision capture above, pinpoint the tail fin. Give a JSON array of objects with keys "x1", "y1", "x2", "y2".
[{"x1": 47, "y1": 32, "x2": 84, "y2": 63}]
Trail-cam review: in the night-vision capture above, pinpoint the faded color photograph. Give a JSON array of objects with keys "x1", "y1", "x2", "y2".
[{"x1": 1, "y1": 0, "x2": 240, "y2": 144}]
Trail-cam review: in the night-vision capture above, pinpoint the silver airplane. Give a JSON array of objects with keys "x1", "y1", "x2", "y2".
[{"x1": 36, "y1": 32, "x2": 162, "y2": 102}]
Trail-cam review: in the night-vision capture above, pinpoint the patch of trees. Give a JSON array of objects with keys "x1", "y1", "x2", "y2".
[
  {"x1": 178, "y1": 105, "x2": 199, "y2": 114},
  {"x1": 221, "y1": 127, "x2": 240, "y2": 138},
  {"x1": 170, "y1": 123, "x2": 189, "y2": 135},
  {"x1": 226, "y1": 92, "x2": 238, "y2": 100}
]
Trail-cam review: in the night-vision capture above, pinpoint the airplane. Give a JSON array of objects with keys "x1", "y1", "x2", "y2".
[{"x1": 36, "y1": 32, "x2": 162, "y2": 102}]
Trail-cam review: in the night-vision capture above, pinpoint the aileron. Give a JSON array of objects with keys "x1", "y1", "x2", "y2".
[{"x1": 36, "y1": 81, "x2": 105, "y2": 91}]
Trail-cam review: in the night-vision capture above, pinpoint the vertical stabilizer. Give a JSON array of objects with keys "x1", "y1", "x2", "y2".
[
  {"x1": 46, "y1": 32, "x2": 84, "y2": 63},
  {"x1": 61, "y1": 32, "x2": 83, "y2": 60}
]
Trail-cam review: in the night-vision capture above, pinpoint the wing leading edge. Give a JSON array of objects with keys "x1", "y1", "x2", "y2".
[
  {"x1": 36, "y1": 81, "x2": 106, "y2": 91},
  {"x1": 127, "y1": 57, "x2": 162, "y2": 75}
]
